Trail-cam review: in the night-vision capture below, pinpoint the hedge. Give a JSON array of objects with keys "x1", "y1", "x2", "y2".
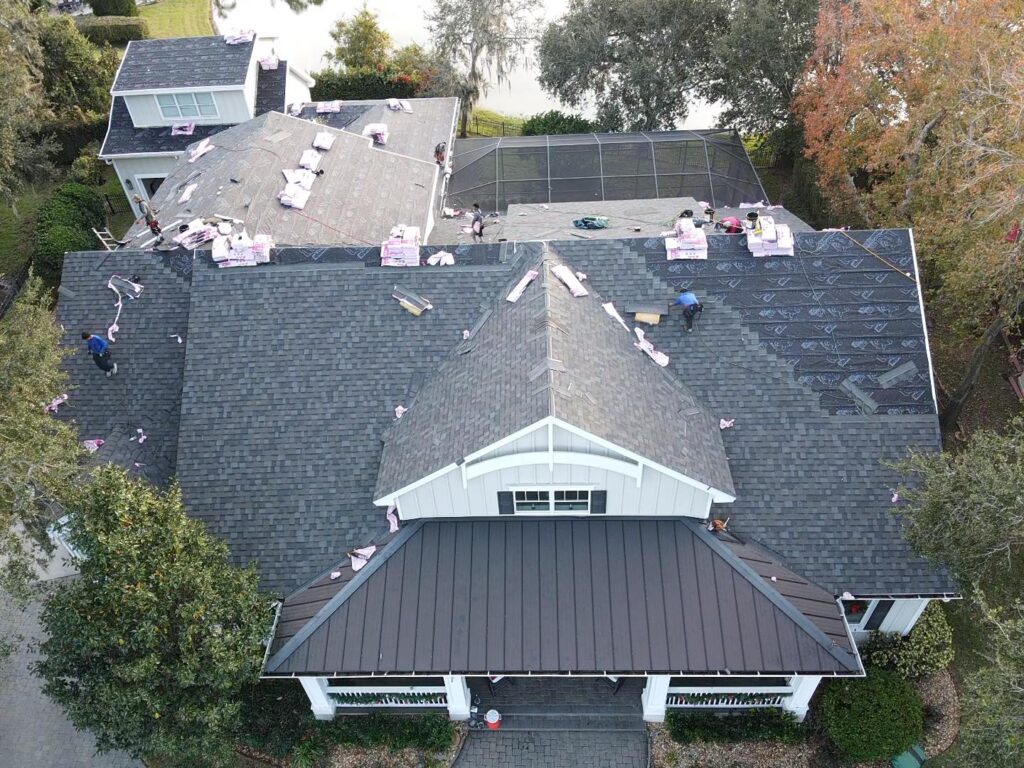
[
  {"x1": 86, "y1": 0, "x2": 138, "y2": 17},
  {"x1": 310, "y1": 67, "x2": 420, "y2": 101},
  {"x1": 31, "y1": 183, "x2": 106, "y2": 283},
  {"x1": 863, "y1": 602, "x2": 955, "y2": 679},
  {"x1": 521, "y1": 110, "x2": 601, "y2": 136},
  {"x1": 77, "y1": 15, "x2": 148, "y2": 45},
  {"x1": 821, "y1": 668, "x2": 924, "y2": 761},
  {"x1": 665, "y1": 709, "x2": 805, "y2": 745},
  {"x1": 39, "y1": 112, "x2": 108, "y2": 167},
  {"x1": 33, "y1": 225, "x2": 96, "y2": 283}
]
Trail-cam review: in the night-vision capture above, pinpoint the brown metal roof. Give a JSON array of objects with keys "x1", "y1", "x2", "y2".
[{"x1": 265, "y1": 518, "x2": 861, "y2": 677}]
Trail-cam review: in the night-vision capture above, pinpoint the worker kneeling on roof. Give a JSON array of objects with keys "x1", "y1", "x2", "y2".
[{"x1": 673, "y1": 291, "x2": 703, "y2": 333}]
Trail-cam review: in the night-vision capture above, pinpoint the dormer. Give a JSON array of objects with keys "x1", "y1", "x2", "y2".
[
  {"x1": 374, "y1": 251, "x2": 736, "y2": 520},
  {"x1": 110, "y1": 36, "x2": 260, "y2": 129}
]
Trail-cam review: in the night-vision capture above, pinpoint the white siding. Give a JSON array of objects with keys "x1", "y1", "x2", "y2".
[
  {"x1": 286, "y1": 66, "x2": 312, "y2": 107},
  {"x1": 877, "y1": 598, "x2": 929, "y2": 636},
  {"x1": 243, "y1": 51, "x2": 259, "y2": 115},
  {"x1": 123, "y1": 89, "x2": 251, "y2": 128},
  {"x1": 111, "y1": 156, "x2": 181, "y2": 215},
  {"x1": 394, "y1": 422, "x2": 711, "y2": 519}
]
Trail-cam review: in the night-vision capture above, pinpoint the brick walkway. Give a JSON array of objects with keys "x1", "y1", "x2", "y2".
[
  {"x1": 0, "y1": 598, "x2": 142, "y2": 768},
  {"x1": 454, "y1": 730, "x2": 648, "y2": 768}
]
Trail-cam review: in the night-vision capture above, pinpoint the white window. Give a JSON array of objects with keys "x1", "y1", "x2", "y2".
[
  {"x1": 513, "y1": 489, "x2": 591, "y2": 513},
  {"x1": 156, "y1": 92, "x2": 218, "y2": 119}
]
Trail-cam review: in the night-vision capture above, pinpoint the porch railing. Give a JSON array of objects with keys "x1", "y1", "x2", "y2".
[
  {"x1": 666, "y1": 686, "x2": 792, "y2": 709},
  {"x1": 326, "y1": 686, "x2": 448, "y2": 708}
]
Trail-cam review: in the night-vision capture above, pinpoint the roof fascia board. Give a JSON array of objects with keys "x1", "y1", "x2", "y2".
[
  {"x1": 374, "y1": 419, "x2": 551, "y2": 505},
  {"x1": 111, "y1": 84, "x2": 247, "y2": 97},
  {"x1": 108, "y1": 40, "x2": 131, "y2": 95},
  {"x1": 464, "y1": 450, "x2": 642, "y2": 482},
  {"x1": 287, "y1": 63, "x2": 316, "y2": 88},
  {"x1": 265, "y1": 520, "x2": 425, "y2": 672},
  {"x1": 693, "y1": 521, "x2": 861, "y2": 672},
  {"x1": 552, "y1": 418, "x2": 736, "y2": 504},
  {"x1": 99, "y1": 150, "x2": 182, "y2": 160},
  {"x1": 908, "y1": 229, "x2": 940, "y2": 415},
  {"x1": 265, "y1": 668, "x2": 862, "y2": 679}
]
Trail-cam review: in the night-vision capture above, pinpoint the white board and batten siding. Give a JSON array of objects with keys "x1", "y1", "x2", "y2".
[
  {"x1": 122, "y1": 89, "x2": 252, "y2": 129},
  {"x1": 392, "y1": 422, "x2": 713, "y2": 520}
]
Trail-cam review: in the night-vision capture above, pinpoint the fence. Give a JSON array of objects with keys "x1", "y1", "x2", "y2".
[
  {"x1": 0, "y1": 260, "x2": 32, "y2": 320},
  {"x1": 469, "y1": 115, "x2": 524, "y2": 137}
]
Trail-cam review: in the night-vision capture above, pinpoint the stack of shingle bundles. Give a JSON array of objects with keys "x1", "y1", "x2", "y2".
[
  {"x1": 212, "y1": 232, "x2": 275, "y2": 268},
  {"x1": 173, "y1": 218, "x2": 217, "y2": 249},
  {"x1": 746, "y1": 215, "x2": 794, "y2": 257},
  {"x1": 381, "y1": 225, "x2": 421, "y2": 267},
  {"x1": 282, "y1": 168, "x2": 317, "y2": 190},
  {"x1": 362, "y1": 123, "x2": 389, "y2": 145},
  {"x1": 298, "y1": 149, "x2": 322, "y2": 172},
  {"x1": 277, "y1": 183, "x2": 310, "y2": 210},
  {"x1": 313, "y1": 131, "x2": 335, "y2": 151},
  {"x1": 316, "y1": 100, "x2": 343, "y2": 113},
  {"x1": 665, "y1": 216, "x2": 708, "y2": 260}
]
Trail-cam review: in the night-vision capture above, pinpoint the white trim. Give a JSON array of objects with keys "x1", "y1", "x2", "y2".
[
  {"x1": 100, "y1": 150, "x2": 183, "y2": 160},
  {"x1": 908, "y1": 229, "x2": 940, "y2": 414},
  {"x1": 154, "y1": 91, "x2": 220, "y2": 121},
  {"x1": 287, "y1": 63, "x2": 316, "y2": 88},
  {"x1": 642, "y1": 675, "x2": 671, "y2": 722},
  {"x1": 443, "y1": 675, "x2": 471, "y2": 720},
  {"x1": 509, "y1": 486, "x2": 594, "y2": 514},
  {"x1": 372, "y1": 460, "x2": 459, "y2": 506},
  {"x1": 464, "y1": 451, "x2": 642, "y2": 481},
  {"x1": 325, "y1": 685, "x2": 447, "y2": 695},
  {"x1": 782, "y1": 675, "x2": 822, "y2": 722},
  {"x1": 134, "y1": 173, "x2": 168, "y2": 200},
  {"x1": 108, "y1": 39, "x2": 131, "y2": 96},
  {"x1": 552, "y1": 418, "x2": 736, "y2": 503},
  {"x1": 111, "y1": 84, "x2": 247, "y2": 97},
  {"x1": 463, "y1": 419, "x2": 550, "y2": 463},
  {"x1": 299, "y1": 676, "x2": 335, "y2": 720},
  {"x1": 899, "y1": 598, "x2": 930, "y2": 637},
  {"x1": 268, "y1": 670, "x2": 862, "y2": 680},
  {"x1": 669, "y1": 686, "x2": 793, "y2": 695}
]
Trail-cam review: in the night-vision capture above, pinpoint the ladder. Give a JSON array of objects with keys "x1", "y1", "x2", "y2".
[{"x1": 92, "y1": 228, "x2": 126, "y2": 251}]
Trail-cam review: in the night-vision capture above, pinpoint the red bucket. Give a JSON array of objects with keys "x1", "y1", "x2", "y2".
[{"x1": 485, "y1": 709, "x2": 501, "y2": 730}]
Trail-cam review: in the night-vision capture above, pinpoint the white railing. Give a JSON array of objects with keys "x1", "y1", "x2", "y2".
[
  {"x1": 666, "y1": 687, "x2": 792, "y2": 709},
  {"x1": 326, "y1": 686, "x2": 448, "y2": 708}
]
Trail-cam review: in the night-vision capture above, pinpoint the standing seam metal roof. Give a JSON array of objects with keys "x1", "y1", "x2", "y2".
[{"x1": 265, "y1": 517, "x2": 861, "y2": 676}]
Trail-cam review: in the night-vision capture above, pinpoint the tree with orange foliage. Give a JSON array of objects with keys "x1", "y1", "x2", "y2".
[{"x1": 793, "y1": 0, "x2": 1024, "y2": 430}]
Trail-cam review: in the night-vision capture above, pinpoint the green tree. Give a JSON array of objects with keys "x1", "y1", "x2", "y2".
[
  {"x1": 702, "y1": 0, "x2": 819, "y2": 157},
  {"x1": 0, "y1": 0, "x2": 56, "y2": 201},
  {"x1": 538, "y1": 0, "x2": 727, "y2": 131},
  {"x1": 85, "y1": 0, "x2": 139, "y2": 16},
  {"x1": 35, "y1": 468, "x2": 271, "y2": 765},
  {"x1": 391, "y1": 43, "x2": 430, "y2": 75},
  {"x1": 37, "y1": 15, "x2": 119, "y2": 115},
  {"x1": 960, "y1": 600, "x2": 1024, "y2": 767},
  {"x1": 0, "y1": 277, "x2": 83, "y2": 603},
  {"x1": 328, "y1": 5, "x2": 392, "y2": 70},
  {"x1": 428, "y1": 0, "x2": 542, "y2": 137},
  {"x1": 521, "y1": 110, "x2": 600, "y2": 136},
  {"x1": 892, "y1": 418, "x2": 1024, "y2": 590}
]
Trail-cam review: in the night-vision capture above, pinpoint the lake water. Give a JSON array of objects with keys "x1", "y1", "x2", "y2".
[{"x1": 217, "y1": 0, "x2": 720, "y2": 126}]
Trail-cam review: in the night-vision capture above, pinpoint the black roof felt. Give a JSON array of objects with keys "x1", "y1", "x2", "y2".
[
  {"x1": 112, "y1": 37, "x2": 254, "y2": 93},
  {"x1": 54, "y1": 231, "x2": 953, "y2": 600},
  {"x1": 265, "y1": 517, "x2": 861, "y2": 676}
]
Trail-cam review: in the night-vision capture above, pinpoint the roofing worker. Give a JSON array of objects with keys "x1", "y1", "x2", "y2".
[
  {"x1": 673, "y1": 290, "x2": 703, "y2": 333},
  {"x1": 82, "y1": 331, "x2": 118, "y2": 377},
  {"x1": 132, "y1": 195, "x2": 162, "y2": 240},
  {"x1": 471, "y1": 203, "x2": 485, "y2": 243}
]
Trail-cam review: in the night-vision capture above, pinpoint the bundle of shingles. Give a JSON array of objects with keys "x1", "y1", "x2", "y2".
[
  {"x1": 277, "y1": 141, "x2": 329, "y2": 210},
  {"x1": 665, "y1": 216, "x2": 708, "y2": 260},
  {"x1": 173, "y1": 218, "x2": 217, "y2": 249},
  {"x1": 745, "y1": 215, "x2": 794, "y2": 257},
  {"x1": 212, "y1": 231, "x2": 274, "y2": 268}
]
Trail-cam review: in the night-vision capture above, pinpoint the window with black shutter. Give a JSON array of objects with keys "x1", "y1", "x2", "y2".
[
  {"x1": 864, "y1": 599, "x2": 894, "y2": 631},
  {"x1": 590, "y1": 490, "x2": 607, "y2": 514},
  {"x1": 497, "y1": 491, "x2": 514, "y2": 515}
]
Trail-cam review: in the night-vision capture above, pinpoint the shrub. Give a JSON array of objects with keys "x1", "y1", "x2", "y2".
[
  {"x1": 70, "y1": 144, "x2": 105, "y2": 186},
  {"x1": 521, "y1": 109, "x2": 601, "y2": 136},
  {"x1": 86, "y1": 0, "x2": 138, "y2": 16},
  {"x1": 77, "y1": 15, "x2": 148, "y2": 45},
  {"x1": 322, "y1": 713, "x2": 455, "y2": 752},
  {"x1": 820, "y1": 668, "x2": 924, "y2": 761},
  {"x1": 237, "y1": 680, "x2": 315, "y2": 759},
  {"x1": 37, "y1": 183, "x2": 106, "y2": 231},
  {"x1": 32, "y1": 225, "x2": 96, "y2": 282},
  {"x1": 863, "y1": 602, "x2": 955, "y2": 679},
  {"x1": 665, "y1": 709, "x2": 805, "y2": 745},
  {"x1": 310, "y1": 66, "x2": 420, "y2": 101},
  {"x1": 39, "y1": 111, "x2": 108, "y2": 166}
]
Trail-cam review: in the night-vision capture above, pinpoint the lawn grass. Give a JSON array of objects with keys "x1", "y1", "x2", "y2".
[
  {"x1": 0, "y1": 183, "x2": 58, "y2": 278},
  {"x1": 98, "y1": 169, "x2": 136, "y2": 239},
  {"x1": 466, "y1": 107, "x2": 526, "y2": 137},
  {"x1": 139, "y1": 0, "x2": 214, "y2": 39}
]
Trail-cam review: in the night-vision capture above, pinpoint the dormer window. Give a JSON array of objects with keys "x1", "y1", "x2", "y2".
[
  {"x1": 157, "y1": 92, "x2": 218, "y2": 120},
  {"x1": 496, "y1": 488, "x2": 607, "y2": 515}
]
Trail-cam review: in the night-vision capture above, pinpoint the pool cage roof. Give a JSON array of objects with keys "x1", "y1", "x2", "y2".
[{"x1": 446, "y1": 129, "x2": 768, "y2": 213}]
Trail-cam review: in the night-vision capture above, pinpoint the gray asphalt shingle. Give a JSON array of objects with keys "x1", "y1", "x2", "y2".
[{"x1": 112, "y1": 36, "x2": 254, "y2": 93}]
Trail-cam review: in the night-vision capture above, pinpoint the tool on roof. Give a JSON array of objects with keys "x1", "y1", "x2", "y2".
[
  {"x1": 92, "y1": 227, "x2": 127, "y2": 251},
  {"x1": 392, "y1": 285, "x2": 433, "y2": 316}
]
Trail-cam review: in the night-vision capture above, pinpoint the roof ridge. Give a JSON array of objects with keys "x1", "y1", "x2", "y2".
[
  {"x1": 691, "y1": 520, "x2": 862, "y2": 673},
  {"x1": 265, "y1": 520, "x2": 426, "y2": 673}
]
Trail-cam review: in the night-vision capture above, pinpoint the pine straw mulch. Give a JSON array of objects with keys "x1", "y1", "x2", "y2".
[{"x1": 649, "y1": 670, "x2": 960, "y2": 768}]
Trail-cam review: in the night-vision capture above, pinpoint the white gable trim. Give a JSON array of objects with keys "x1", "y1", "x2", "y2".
[
  {"x1": 464, "y1": 451, "x2": 642, "y2": 482},
  {"x1": 552, "y1": 418, "x2": 736, "y2": 504}
]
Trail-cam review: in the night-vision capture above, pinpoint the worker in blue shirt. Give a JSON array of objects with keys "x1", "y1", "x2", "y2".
[
  {"x1": 673, "y1": 291, "x2": 703, "y2": 333},
  {"x1": 81, "y1": 332, "x2": 117, "y2": 377}
]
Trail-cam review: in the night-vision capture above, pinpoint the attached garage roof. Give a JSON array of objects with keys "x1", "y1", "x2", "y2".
[{"x1": 265, "y1": 517, "x2": 861, "y2": 677}]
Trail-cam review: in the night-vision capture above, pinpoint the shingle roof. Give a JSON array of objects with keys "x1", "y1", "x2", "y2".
[
  {"x1": 125, "y1": 111, "x2": 438, "y2": 247},
  {"x1": 265, "y1": 517, "x2": 861, "y2": 676},
  {"x1": 375, "y1": 249, "x2": 734, "y2": 500},
  {"x1": 55, "y1": 250, "x2": 194, "y2": 487},
  {"x1": 112, "y1": 37, "x2": 254, "y2": 93}
]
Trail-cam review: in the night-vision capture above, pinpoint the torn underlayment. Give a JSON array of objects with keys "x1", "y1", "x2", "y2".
[
  {"x1": 350, "y1": 545, "x2": 377, "y2": 572},
  {"x1": 43, "y1": 394, "x2": 68, "y2": 414},
  {"x1": 602, "y1": 302, "x2": 630, "y2": 331},
  {"x1": 633, "y1": 327, "x2": 670, "y2": 367},
  {"x1": 387, "y1": 505, "x2": 400, "y2": 533},
  {"x1": 188, "y1": 138, "x2": 214, "y2": 163},
  {"x1": 506, "y1": 270, "x2": 539, "y2": 303},
  {"x1": 107, "y1": 274, "x2": 144, "y2": 342},
  {"x1": 551, "y1": 264, "x2": 589, "y2": 297},
  {"x1": 177, "y1": 183, "x2": 198, "y2": 203},
  {"x1": 171, "y1": 122, "x2": 195, "y2": 136},
  {"x1": 426, "y1": 250, "x2": 455, "y2": 266},
  {"x1": 82, "y1": 439, "x2": 104, "y2": 453}
]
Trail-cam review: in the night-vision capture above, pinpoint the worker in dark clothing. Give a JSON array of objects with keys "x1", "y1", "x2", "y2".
[
  {"x1": 82, "y1": 332, "x2": 117, "y2": 376},
  {"x1": 673, "y1": 290, "x2": 703, "y2": 333},
  {"x1": 471, "y1": 203, "x2": 485, "y2": 243},
  {"x1": 133, "y1": 195, "x2": 162, "y2": 240}
]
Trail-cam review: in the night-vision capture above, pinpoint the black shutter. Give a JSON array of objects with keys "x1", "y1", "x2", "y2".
[
  {"x1": 497, "y1": 491, "x2": 514, "y2": 515},
  {"x1": 590, "y1": 490, "x2": 607, "y2": 514},
  {"x1": 864, "y1": 599, "x2": 894, "y2": 631}
]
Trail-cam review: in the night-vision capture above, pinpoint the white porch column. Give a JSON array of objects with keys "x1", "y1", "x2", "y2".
[
  {"x1": 783, "y1": 675, "x2": 823, "y2": 722},
  {"x1": 443, "y1": 675, "x2": 471, "y2": 721},
  {"x1": 641, "y1": 675, "x2": 671, "y2": 722},
  {"x1": 299, "y1": 676, "x2": 336, "y2": 721}
]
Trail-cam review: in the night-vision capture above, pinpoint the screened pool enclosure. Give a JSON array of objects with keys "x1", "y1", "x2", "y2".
[{"x1": 446, "y1": 129, "x2": 768, "y2": 212}]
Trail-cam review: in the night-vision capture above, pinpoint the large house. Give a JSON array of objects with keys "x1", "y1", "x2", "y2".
[{"x1": 59, "y1": 39, "x2": 956, "y2": 728}]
